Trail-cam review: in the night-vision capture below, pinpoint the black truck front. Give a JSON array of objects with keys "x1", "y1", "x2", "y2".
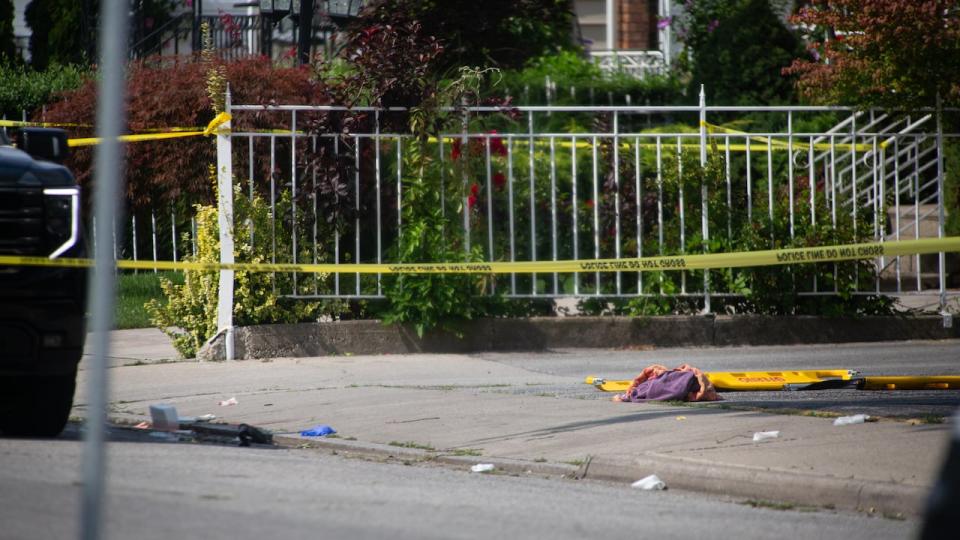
[{"x1": 0, "y1": 128, "x2": 87, "y2": 436}]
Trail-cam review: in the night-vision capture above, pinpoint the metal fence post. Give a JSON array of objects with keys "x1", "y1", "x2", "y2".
[
  {"x1": 216, "y1": 87, "x2": 235, "y2": 360},
  {"x1": 699, "y1": 85, "x2": 711, "y2": 314},
  {"x1": 936, "y1": 93, "x2": 947, "y2": 312}
]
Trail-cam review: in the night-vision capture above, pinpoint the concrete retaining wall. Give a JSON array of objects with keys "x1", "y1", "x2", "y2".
[{"x1": 197, "y1": 315, "x2": 958, "y2": 361}]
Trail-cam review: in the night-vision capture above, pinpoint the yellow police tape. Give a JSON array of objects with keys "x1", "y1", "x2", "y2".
[
  {"x1": 66, "y1": 112, "x2": 231, "y2": 147},
  {"x1": 2, "y1": 113, "x2": 231, "y2": 147},
  {"x1": 4, "y1": 115, "x2": 877, "y2": 154},
  {"x1": 0, "y1": 237, "x2": 957, "y2": 275},
  {"x1": 701, "y1": 121, "x2": 878, "y2": 152}
]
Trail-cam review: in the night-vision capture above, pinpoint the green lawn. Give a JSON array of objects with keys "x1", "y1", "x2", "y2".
[{"x1": 115, "y1": 271, "x2": 183, "y2": 329}]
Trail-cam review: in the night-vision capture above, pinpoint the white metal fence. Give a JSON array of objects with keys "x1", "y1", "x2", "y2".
[{"x1": 216, "y1": 98, "x2": 956, "y2": 312}]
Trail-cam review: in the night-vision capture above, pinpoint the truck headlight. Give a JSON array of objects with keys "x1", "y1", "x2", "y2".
[{"x1": 43, "y1": 187, "x2": 79, "y2": 259}]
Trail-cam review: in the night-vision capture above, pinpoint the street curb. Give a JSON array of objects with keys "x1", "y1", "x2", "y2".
[
  {"x1": 584, "y1": 455, "x2": 925, "y2": 517},
  {"x1": 273, "y1": 435, "x2": 926, "y2": 516},
  {"x1": 272, "y1": 435, "x2": 579, "y2": 478},
  {"x1": 199, "y1": 315, "x2": 958, "y2": 360}
]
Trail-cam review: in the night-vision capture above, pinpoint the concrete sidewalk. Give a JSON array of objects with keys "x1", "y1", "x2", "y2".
[{"x1": 75, "y1": 328, "x2": 954, "y2": 517}]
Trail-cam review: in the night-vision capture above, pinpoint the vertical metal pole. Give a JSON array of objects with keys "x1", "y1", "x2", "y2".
[
  {"x1": 570, "y1": 136, "x2": 578, "y2": 295},
  {"x1": 678, "y1": 137, "x2": 686, "y2": 293},
  {"x1": 150, "y1": 210, "x2": 158, "y2": 274},
  {"x1": 915, "y1": 144, "x2": 922, "y2": 292},
  {"x1": 613, "y1": 112, "x2": 622, "y2": 295},
  {"x1": 635, "y1": 136, "x2": 642, "y2": 293},
  {"x1": 788, "y1": 110, "x2": 795, "y2": 238},
  {"x1": 894, "y1": 138, "x2": 902, "y2": 292},
  {"x1": 131, "y1": 214, "x2": 138, "y2": 270},
  {"x1": 486, "y1": 138, "x2": 495, "y2": 266},
  {"x1": 767, "y1": 139, "x2": 774, "y2": 244},
  {"x1": 291, "y1": 110, "x2": 298, "y2": 294},
  {"x1": 852, "y1": 113, "x2": 859, "y2": 289},
  {"x1": 374, "y1": 111, "x2": 381, "y2": 294},
  {"x1": 592, "y1": 136, "x2": 600, "y2": 293},
  {"x1": 698, "y1": 85, "x2": 710, "y2": 313},
  {"x1": 171, "y1": 210, "x2": 178, "y2": 263},
  {"x1": 397, "y1": 138, "x2": 402, "y2": 233},
  {"x1": 82, "y1": 2, "x2": 128, "y2": 539},
  {"x1": 269, "y1": 136, "x2": 276, "y2": 293},
  {"x1": 334, "y1": 136, "x2": 340, "y2": 295},
  {"x1": 508, "y1": 138, "x2": 517, "y2": 294},
  {"x1": 725, "y1": 135, "x2": 732, "y2": 240},
  {"x1": 936, "y1": 94, "x2": 947, "y2": 310},
  {"x1": 216, "y1": 87, "x2": 235, "y2": 360},
  {"x1": 354, "y1": 135, "x2": 360, "y2": 296},
  {"x1": 529, "y1": 113, "x2": 537, "y2": 294},
  {"x1": 746, "y1": 135, "x2": 752, "y2": 221},
  {"x1": 297, "y1": 0, "x2": 314, "y2": 66},
  {"x1": 656, "y1": 137, "x2": 664, "y2": 251},
  {"x1": 549, "y1": 137, "x2": 558, "y2": 294},
  {"x1": 312, "y1": 136, "x2": 318, "y2": 293},
  {"x1": 605, "y1": 0, "x2": 615, "y2": 50}
]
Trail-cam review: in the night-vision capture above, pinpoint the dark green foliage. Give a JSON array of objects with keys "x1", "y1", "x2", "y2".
[
  {"x1": 0, "y1": 0, "x2": 16, "y2": 65},
  {"x1": 349, "y1": 0, "x2": 576, "y2": 73},
  {"x1": 678, "y1": 0, "x2": 804, "y2": 105},
  {"x1": 25, "y1": 0, "x2": 177, "y2": 69},
  {"x1": 497, "y1": 50, "x2": 685, "y2": 107},
  {"x1": 945, "y1": 138, "x2": 960, "y2": 236},
  {"x1": 24, "y1": 0, "x2": 98, "y2": 69},
  {"x1": 0, "y1": 62, "x2": 91, "y2": 117},
  {"x1": 578, "y1": 141, "x2": 893, "y2": 317}
]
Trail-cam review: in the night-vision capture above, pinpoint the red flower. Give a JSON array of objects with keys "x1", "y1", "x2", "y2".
[
  {"x1": 451, "y1": 139, "x2": 462, "y2": 161},
  {"x1": 490, "y1": 130, "x2": 507, "y2": 157},
  {"x1": 470, "y1": 183, "x2": 480, "y2": 196},
  {"x1": 493, "y1": 171, "x2": 506, "y2": 190},
  {"x1": 584, "y1": 199, "x2": 594, "y2": 209},
  {"x1": 467, "y1": 194, "x2": 478, "y2": 209}
]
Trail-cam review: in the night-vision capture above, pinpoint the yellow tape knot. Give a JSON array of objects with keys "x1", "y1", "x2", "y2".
[{"x1": 204, "y1": 112, "x2": 232, "y2": 136}]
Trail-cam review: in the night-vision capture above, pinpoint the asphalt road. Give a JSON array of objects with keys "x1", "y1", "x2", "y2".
[
  {"x1": 0, "y1": 427, "x2": 917, "y2": 540},
  {"x1": 476, "y1": 340, "x2": 960, "y2": 418}
]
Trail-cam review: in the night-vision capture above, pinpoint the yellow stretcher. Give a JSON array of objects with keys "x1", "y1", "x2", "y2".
[
  {"x1": 585, "y1": 370, "x2": 856, "y2": 392},
  {"x1": 584, "y1": 370, "x2": 960, "y2": 392}
]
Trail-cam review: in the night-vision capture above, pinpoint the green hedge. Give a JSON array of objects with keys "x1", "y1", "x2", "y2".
[{"x1": 0, "y1": 63, "x2": 91, "y2": 118}]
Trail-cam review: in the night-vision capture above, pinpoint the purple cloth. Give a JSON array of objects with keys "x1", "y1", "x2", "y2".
[{"x1": 618, "y1": 370, "x2": 701, "y2": 402}]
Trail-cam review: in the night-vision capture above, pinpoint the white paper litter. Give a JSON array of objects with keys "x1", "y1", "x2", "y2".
[
  {"x1": 631, "y1": 474, "x2": 666, "y2": 490},
  {"x1": 218, "y1": 397, "x2": 238, "y2": 407},
  {"x1": 470, "y1": 464, "x2": 495, "y2": 473},
  {"x1": 834, "y1": 414, "x2": 869, "y2": 426},
  {"x1": 752, "y1": 430, "x2": 780, "y2": 442}
]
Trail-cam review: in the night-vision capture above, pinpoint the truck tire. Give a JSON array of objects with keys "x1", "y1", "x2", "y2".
[{"x1": 0, "y1": 373, "x2": 77, "y2": 437}]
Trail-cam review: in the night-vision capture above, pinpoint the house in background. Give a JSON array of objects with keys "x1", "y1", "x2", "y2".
[
  {"x1": 7, "y1": 0, "x2": 362, "y2": 63},
  {"x1": 10, "y1": 0, "x2": 677, "y2": 77},
  {"x1": 574, "y1": 0, "x2": 680, "y2": 78}
]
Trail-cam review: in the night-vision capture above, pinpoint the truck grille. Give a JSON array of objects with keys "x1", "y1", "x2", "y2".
[{"x1": 0, "y1": 187, "x2": 45, "y2": 256}]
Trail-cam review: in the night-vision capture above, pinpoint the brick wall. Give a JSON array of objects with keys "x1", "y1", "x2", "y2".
[{"x1": 618, "y1": 0, "x2": 656, "y2": 50}]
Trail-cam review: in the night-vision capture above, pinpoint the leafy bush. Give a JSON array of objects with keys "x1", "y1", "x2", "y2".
[
  {"x1": 147, "y1": 170, "x2": 346, "y2": 358},
  {"x1": 350, "y1": 0, "x2": 576, "y2": 72},
  {"x1": 0, "y1": 63, "x2": 91, "y2": 118},
  {"x1": 671, "y1": 0, "x2": 804, "y2": 105},
  {"x1": 496, "y1": 50, "x2": 685, "y2": 107},
  {"x1": 41, "y1": 56, "x2": 324, "y2": 211},
  {"x1": 576, "y1": 141, "x2": 893, "y2": 316}
]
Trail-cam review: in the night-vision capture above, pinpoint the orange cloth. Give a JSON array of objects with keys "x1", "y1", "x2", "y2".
[{"x1": 621, "y1": 364, "x2": 720, "y2": 402}]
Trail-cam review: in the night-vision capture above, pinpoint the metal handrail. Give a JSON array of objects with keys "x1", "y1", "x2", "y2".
[{"x1": 130, "y1": 12, "x2": 192, "y2": 57}]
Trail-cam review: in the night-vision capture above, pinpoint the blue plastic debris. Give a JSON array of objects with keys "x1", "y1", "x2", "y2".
[{"x1": 300, "y1": 425, "x2": 337, "y2": 437}]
